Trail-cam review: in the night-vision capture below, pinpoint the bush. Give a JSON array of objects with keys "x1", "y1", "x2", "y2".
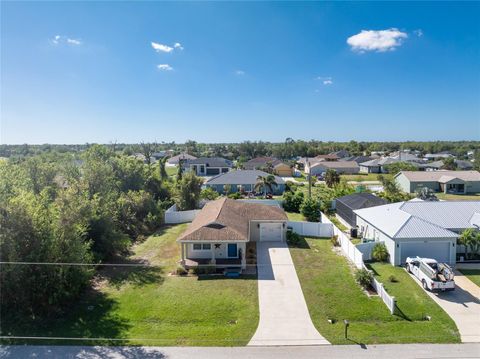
[
  {"x1": 287, "y1": 231, "x2": 302, "y2": 245},
  {"x1": 283, "y1": 190, "x2": 304, "y2": 213},
  {"x1": 175, "y1": 266, "x2": 188, "y2": 276},
  {"x1": 355, "y1": 268, "x2": 373, "y2": 289},
  {"x1": 201, "y1": 187, "x2": 219, "y2": 200},
  {"x1": 193, "y1": 265, "x2": 216, "y2": 275},
  {"x1": 227, "y1": 192, "x2": 242, "y2": 199},
  {"x1": 331, "y1": 235, "x2": 339, "y2": 247},
  {"x1": 372, "y1": 243, "x2": 389, "y2": 262},
  {"x1": 388, "y1": 275, "x2": 398, "y2": 283},
  {"x1": 300, "y1": 197, "x2": 321, "y2": 222}
]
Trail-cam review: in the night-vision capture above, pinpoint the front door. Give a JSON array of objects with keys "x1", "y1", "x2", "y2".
[{"x1": 227, "y1": 243, "x2": 238, "y2": 258}]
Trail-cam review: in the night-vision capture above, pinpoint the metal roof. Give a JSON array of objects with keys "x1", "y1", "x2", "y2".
[
  {"x1": 336, "y1": 192, "x2": 387, "y2": 210},
  {"x1": 185, "y1": 157, "x2": 233, "y2": 167},
  {"x1": 206, "y1": 170, "x2": 285, "y2": 185},
  {"x1": 396, "y1": 170, "x2": 480, "y2": 182}
]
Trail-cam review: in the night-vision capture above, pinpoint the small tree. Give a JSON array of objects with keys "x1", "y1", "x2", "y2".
[
  {"x1": 300, "y1": 197, "x2": 321, "y2": 222},
  {"x1": 416, "y1": 187, "x2": 439, "y2": 201},
  {"x1": 201, "y1": 187, "x2": 219, "y2": 200},
  {"x1": 355, "y1": 268, "x2": 373, "y2": 289},
  {"x1": 223, "y1": 184, "x2": 232, "y2": 195},
  {"x1": 283, "y1": 190, "x2": 304, "y2": 213},
  {"x1": 458, "y1": 228, "x2": 474, "y2": 259},
  {"x1": 175, "y1": 172, "x2": 203, "y2": 210},
  {"x1": 324, "y1": 169, "x2": 340, "y2": 188},
  {"x1": 372, "y1": 243, "x2": 389, "y2": 262},
  {"x1": 254, "y1": 175, "x2": 278, "y2": 198},
  {"x1": 158, "y1": 157, "x2": 169, "y2": 182},
  {"x1": 441, "y1": 157, "x2": 457, "y2": 170}
]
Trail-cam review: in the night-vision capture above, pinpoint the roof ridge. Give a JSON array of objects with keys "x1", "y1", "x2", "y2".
[{"x1": 394, "y1": 208, "x2": 458, "y2": 238}]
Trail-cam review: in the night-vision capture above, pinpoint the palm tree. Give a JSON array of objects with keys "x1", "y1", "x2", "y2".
[
  {"x1": 254, "y1": 175, "x2": 278, "y2": 198},
  {"x1": 325, "y1": 169, "x2": 340, "y2": 188},
  {"x1": 458, "y1": 228, "x2": 475, "y2": 259}
]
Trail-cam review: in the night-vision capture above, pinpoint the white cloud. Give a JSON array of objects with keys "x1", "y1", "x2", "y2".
[
  {"x1": 173, "y1": 42, "x2": 184, "y2": 50},
  {"x1": 317, "y1": 76, "x2": 333, "y2": 85},
  {"x1": 323, "y1": 80, "x2": 333, "y2": 85},
  {"x1": 414, "y1": 29, "x2": 423, "y2": 37},
  {"x1": 347, "y1": 28, "x2": 408, "y2": 52},
  {"x1": 235, "y1": 70, "x2": 245, "y2": 76},
  {"x1": 157, "y1": 64, "x2": 173, "y2": 71},
  {"x1": 151, "y1": 42, "x2": 174, "y2": 53},
  {"x1": 51, "y1": 35, "x2": 82, "y2": 46}
]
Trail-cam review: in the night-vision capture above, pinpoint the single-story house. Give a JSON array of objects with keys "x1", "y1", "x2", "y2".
[
  {"x1": 354, "y1": 201, "x2": 480, "y2": 265},
  {"x1": 340, "y1": 155, "x2": 374, "y2": 164},
  {"x1": 329, "y1": 150, "x2": 350, "y2": 159},
  {"x1": 335, "y1": 193, "x2": 387, "y2": 227},
  {"x1": 424, "y1": 152, "x2": 455, "y2": 160},
  {"x1": 243, "y1": 157, "x2": 292, "y2": 177},
  {"x1": 306, "y1": 160, "x2": 359, "y2": 176},
  {"x1": 167, "y1": 153, "x2": 197, "y2": 166},
  {"x1": 177, "y1": 198, "x2": 288, "y2": 270},
  {"x1": 395, "y1": 170, "x2": 480, "y2": 194},
  {"x1": 205, "y1": 170, "x2": 286, "y2": 195},
  {"x1": 183, "y1": 157, "x2": 233, "y2": 176}
]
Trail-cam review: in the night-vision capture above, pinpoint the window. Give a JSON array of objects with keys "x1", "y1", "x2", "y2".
[
  {"x1": 193, "y1": 243, "x2": 211, "y2": 250},
  {"x1": 193, "y1": 244, "x2": 202, "y2": 250},
  {"x1": 202, "y1": 244, "x2": 211, "y2": 250}
]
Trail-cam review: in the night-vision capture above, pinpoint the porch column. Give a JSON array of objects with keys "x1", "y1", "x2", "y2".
[
  {"x1": 210, "y1": 245, "x2": 216, "y2": 265},
  {"x1": 181, "y1": 243, "x2": 185, "y2": 265}
]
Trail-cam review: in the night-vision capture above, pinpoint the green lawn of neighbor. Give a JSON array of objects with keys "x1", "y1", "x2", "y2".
[
  {"x1": 458, "y1": 269, "x2": 480, "y2": 287},
  {"x1": 2, "y1": 224, "x2": 259, "y2": 346},
  {"x1": 289, "y1": 238, "x2": 460, "y2": 344},
  {"x1": 166, "y1": 166, "x2": 178, "y2": 176},
  {"x1": 340, "y1": 173, "x2": 391, "y2": 182},
  {"x1": 286, "y1": 211, "x2": 306, "y2": 221},
  {"x1": 436, "y1": 193, "x2": 480, "y2": 201}
]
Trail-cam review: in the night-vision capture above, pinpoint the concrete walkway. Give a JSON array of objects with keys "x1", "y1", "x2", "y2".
[
  {"x1": 2, "y1": 344, "x2": 479, "y2": 359},
  {"x1": 410, "y1": 270, "x2": 480, "y2": 343},
  {"x1": 248, "y1": 241, "x2": 329, "y2": 346}
]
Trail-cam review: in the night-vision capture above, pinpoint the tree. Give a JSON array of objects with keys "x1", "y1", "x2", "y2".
[
  {"x1": 201, "y1": 187, "x2": 219, "y2": 200},
  {"x1": 176, "y1": 159, "x2": 185, "y2": 182},
  {"x1": 300, "y1": 197, "x2": 321, "y2": 222},
  {"x1": 416, "y1": 187, "x2": 439, "y2": 201},
  {"x1": 282, "y1": 190, "x2": 304, "y2": 213},
  {"x1": 175, "y1": 172, "x2": 203, "y2": 210},
  {"x1": 441, "y1": 157, "x2": 457, "y2": 170},
  {"x1": 383, "y1": 161, "x2": 417, "y2": 174},
  {"x1": 372, "y1": 243, "x2": 389, "y2": 262},
  {"x1": 378, "y1": 175, "x2": 411, "y2": 203},
  {"x1": 324, "y1": 169, "x2": 340, "y2": 188},
  {"x1": 458, "y1": 228, "x2": 474, "y2": 259},
  {"x1": 158, "y1": 157, "x2": 169, "y2": 182},
  {"x1": 254, "y1": 175, "x2": 278, "y2": 198}
]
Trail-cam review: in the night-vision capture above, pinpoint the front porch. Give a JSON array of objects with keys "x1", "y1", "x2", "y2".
[
  {"x1": 183, "y1": 258, "x2": 242, "y2": 268},
  {"x1": 179, "y1": 241, "x2": 247, "y2": 270}
]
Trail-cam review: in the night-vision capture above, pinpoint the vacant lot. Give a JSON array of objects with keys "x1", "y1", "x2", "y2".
[
  {"x1": 2, "y1": 224, "x2": 259, "y2": 346},
  {"x1": 289, "y1": 238, "x2": 460, "y2": 344},
  {"x1": 458, "y1": 269, "x2": 480, "y2": 287}
]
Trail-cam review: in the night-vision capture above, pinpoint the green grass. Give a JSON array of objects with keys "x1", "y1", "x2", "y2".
[
  {"x1": 166, "y1": 166, "x2": 178, "y2": 176},
  {"x1": 436, "y1": 193, "x2": 480, "y2": 201},
  {"x1": 286, "y1": 211, "x2": 306, "y2": 221},
  {"x1": 459, "y1": 269, "x2": 480, "y2": 287},
  {"x1": 340, "y1": 173, "x2": 391, "y2": 182},
  {"x1": 2, "y1": 224, "x2": 259, "y2": 346},
  {"x1": 289, "y1": 238, "x2": 460, "y2": 344},
  {"x1": 328, "y1": 215, "x2": 348, "y2": 232}
]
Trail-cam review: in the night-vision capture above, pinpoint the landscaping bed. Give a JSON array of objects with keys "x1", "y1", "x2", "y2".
[
  {"x1": 289, "y1": 237, "x2": 460, "y2": 344},
  {"x1": 2, "y1": 224, "x2": 259, "y2": 346}
]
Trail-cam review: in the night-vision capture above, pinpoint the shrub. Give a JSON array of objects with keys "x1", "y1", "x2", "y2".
[
  {"x1": 193, "y1": 265, "x2": 216, "y2": 275},
  {"x1": 388, "y1": 275, "x2": 398, "y2": 283},
  {"x1": 283, "y1": 190, "x2": 304, "y2": 213},
  {"x1": 227, "y1": 192, "x2": 242, "y2": 199},
  {"x1": 176, "y1": 266, "x2": 188, "y2": 276},
  {"x1": 331, "y1": 235, "x2": 339, "y2": 247},
  {"x1": 355, "y1": 268, "x2": 373, "y2": 289},
  {"x1": 201, "y1": 187, "x2": 219, "y2": 200},
  {"x1": 287, "y1": 231, "x2": 302, "y2": 245},
  {"x1": 372, "y1": 243, "x2": 389, "y2": 262},
  {"x1": 300, "y1": 197, "x2": 321, "y2": 222}
]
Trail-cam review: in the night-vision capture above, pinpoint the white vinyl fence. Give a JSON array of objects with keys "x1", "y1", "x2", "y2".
[
  {"x1": 288, "y1": 221, "x2": 333, "y2": 238},
  {"x1": 356, "y1": 241, "x2": 381, "y2": 262},
  {"x1": 321, "y1": 213, "x2": 396, "y2": 315},
  {"x1": 164, "y1": 204, "x2": 201, "y2": 224}
]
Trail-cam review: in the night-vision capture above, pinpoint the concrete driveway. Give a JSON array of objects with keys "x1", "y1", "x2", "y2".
[
  {"x1": 411, "y1": 271, "x2": 480, "y2": 343},
  {"x1": 248, "y1": 241, "x2": 329, "y2": 346}
]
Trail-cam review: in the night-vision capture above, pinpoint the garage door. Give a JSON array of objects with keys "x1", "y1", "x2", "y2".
[
  {"x1": 260, "y1": 223, "x2": 283, "y2": 242},
  {"x1": 400, "y1": 241, "x2": 451, "y2": 264}
]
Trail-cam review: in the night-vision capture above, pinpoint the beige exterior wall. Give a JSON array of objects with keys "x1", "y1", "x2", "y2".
[{"x1": 274, "y1": 164, "x2": 292, "y2": 177}]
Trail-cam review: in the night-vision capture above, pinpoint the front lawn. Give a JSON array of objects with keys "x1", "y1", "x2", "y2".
[
  {"x1": 436, "y1": 193, "x2": 480, "y2": 201},
  {"x1": 340, "y1": 173, "x2": 391, "y2": 182},
  {"x1": 459, "y1": 269, "x2": 480, "y2": 287},
  {"x1": 2, "y1": 224, "x2": 259, "y2": 346},
  {"x1": 289, "y1": 238, "x2": 460, "y2": 344},
  {"x1": 286, "y1": 211, "x2": 306, "y2": 221}
]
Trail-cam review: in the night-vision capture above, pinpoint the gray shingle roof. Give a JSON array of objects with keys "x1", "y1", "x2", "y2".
[
  {"x1": 336, "y1": 193, "x2": 387, "y2": 210},
  {"x1": 185, "y1": 157, "x2": 233, "y2": 167},
  {"x1": 206, "y1": 170, "x2": 285, "y2": 185}
]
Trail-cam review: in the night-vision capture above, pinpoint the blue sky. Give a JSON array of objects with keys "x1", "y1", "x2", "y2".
[{"x1": 1, "y1": 2, "x2": 479, "y2": 144}]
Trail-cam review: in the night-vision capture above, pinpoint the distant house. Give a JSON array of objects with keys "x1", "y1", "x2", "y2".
[
  {"x1": 205, "y1": 170, "x2": 285, "y2": 195},
  {"x1": 421, "y1": 160, "x2": 444, "y2": 171},
  {"x1": 183, "y1": 157, "x2": 233, "y2": 176},
  {"x1": 424, "y1": 152, "x2": 455, "y2": 160},
  {"x1": 359, "y1": 157, "x2": 421, "y2": 174},
  {"x1": 456, "y1": 160, "x2": 474, "y2": 171},
  {"x1": 335, "y1": 193, "x2": 388, "y2": 227},
  {"x1": 395, "y1": 170, "x2": 480, "y2": 194},
  {"x1": 329, "y1": 150, "x2": 350, "y2": 159},
  {"x1": 340, "y1": 155, "x2": 373, "y2": 164},
  {"x1": 177, "y1": 198, "x2": 288, "y2": 271},
  {"x1": 243, "y1": 157, "x2": 292, "y2": 177},
  {"x1": 167, "y1": 153, "x2": 197, "y2": 166},
  {"x1": 353, "y1": 201, "x2": 480, "y2": 265},
  {"x1": 151, "y1": 151, "x2": 173, "y2": 161},
  {"x1": 306, "y1": 160, "x2": 359, "y2": 176}
]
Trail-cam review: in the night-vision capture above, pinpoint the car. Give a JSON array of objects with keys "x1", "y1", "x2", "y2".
[{"x1": 405, "y1": 257, "x2": 455, "y2": 292}]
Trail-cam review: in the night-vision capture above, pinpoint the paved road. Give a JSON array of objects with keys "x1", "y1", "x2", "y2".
[
  {"x1": 410, "y1": 270, "x2": 480, "y2": 342},
  {"x1": 1, "y1": 344, "x2": 479, "y2": 359},
  {"x1": 248, "y1": 241, "x2": 329, "y2": 346}
]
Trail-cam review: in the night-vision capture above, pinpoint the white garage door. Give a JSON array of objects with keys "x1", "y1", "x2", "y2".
[
  {"x1": 400, "y1": 241, "x2": 451, "y2": 264},
  {"x1": 260, "y1": 223, "x2": 283, "y2": 242}
]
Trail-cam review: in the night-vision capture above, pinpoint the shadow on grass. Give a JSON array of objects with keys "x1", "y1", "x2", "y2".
[
  {"x1": 287, "y1": 236, "x2": 311, "y2": 249},
  {"x1": 197, "y1": 274, "x2": 257, "y2": 281}
]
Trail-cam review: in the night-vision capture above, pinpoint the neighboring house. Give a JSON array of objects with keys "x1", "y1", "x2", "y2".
[
  {"x1": 359, "y1": 157, "x2": 421, "y2": 174},
  {"x1": 205, "y1": 170, "x2": 286, "y2": 195},
  {"x1": 243, "y1": 157, "x2": 292, "y2": 177},
  {"x1": 395, "y1": 170, "x2": 480, "y2": 194},
  {"x1": 389, "y1": 152, "x2": 426, "y2": 163},
  {"x1": 456, "y1": 160, "x2": 474, "y2": 171},
  {"x1": 340, "y1": 155, "x2": 373, "y2": 164},
  {"x1": 177, "y1": 198, "x2": 288, "y2": 270},
  {"x1": 354, "y1": 201, "x2": 480, "y2": 266},
  {"x1": 183, "y1": 157, "x2": 233, "y2": 176},
  {"x1": 329, "y1": 150, "x2": 350, "y2": 159},
  {"x1": 306, "y1": 160, "x2": 359, "y2": 176},
  {"x1": 422, "y1": 160, "x2": 474, "y2": 171},
  {"x1": 297, "y1": 154, "x2": 339, "y2": 169},
  {"x1": 424, "y1": 152, "x2": 455, "y2": 160},
  {"x1": 335, "y1": 193, "x2": 387, "y2": 227},
  {"x1": 167, "y1": 153, "x2": 197, "y2": 166},
  {"x1": 152, "y1": 151, "x2": 172, "y2": 161}
]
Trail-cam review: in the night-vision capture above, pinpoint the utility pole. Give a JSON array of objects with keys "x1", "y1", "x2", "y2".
[{"x1": 307, "y1": 158, "x2": 312, "y2": 199}]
